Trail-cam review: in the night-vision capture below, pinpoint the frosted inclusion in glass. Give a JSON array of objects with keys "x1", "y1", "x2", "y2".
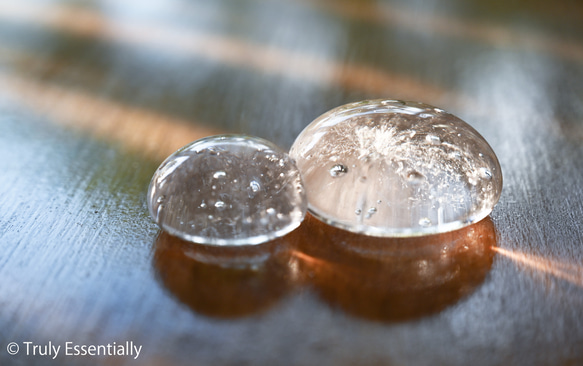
[
  {"x1": 148, "y1": 135, "x2": 307, "y2": 245},
  {"x1": 289, "y1": 100, "x2": 503, "y2": 237}
]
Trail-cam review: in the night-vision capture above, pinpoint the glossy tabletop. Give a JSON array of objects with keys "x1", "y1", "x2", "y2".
[{"x1": 1, "y1": 0, "x2": 583, "y2": 365}]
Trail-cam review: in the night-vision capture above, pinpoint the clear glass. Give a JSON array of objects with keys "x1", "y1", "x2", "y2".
[
  {"x1": 148, "y1": 135, "x2": 307, "y2": 245},
  {"x1": 289, "y1": 99, "x2": 503, "y2": 237}
]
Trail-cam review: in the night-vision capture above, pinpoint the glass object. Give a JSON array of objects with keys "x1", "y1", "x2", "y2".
[
  {"x1": 289, "y1": 99, "x2": 502, "y2": 237},
  {"x1": 148, "y1": 135, "x2": 307, "y2": 245}
]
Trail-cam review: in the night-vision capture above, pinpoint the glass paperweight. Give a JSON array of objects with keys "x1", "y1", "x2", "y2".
[
  {"x1": 148, "y1": 135, "x2": 307, "y2": 245},
  {"x1": 289, "y1": 99, "x2": 502, "y2": 237}
]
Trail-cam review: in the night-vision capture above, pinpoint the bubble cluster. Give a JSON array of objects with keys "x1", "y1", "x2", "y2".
[
  {"x1": 289, "y1": 99, "x2": 502, "y2": 237},
  {"x1": 148, "y1": 135, "x2": 307, "y2": 245}
]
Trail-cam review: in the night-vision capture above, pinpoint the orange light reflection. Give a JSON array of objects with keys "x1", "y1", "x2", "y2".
[
  {"x1": 307, "y1": 0, "x2": 583, "y2": 63},
  {"x1": 0, "y1": 72, "x2": 219, "y2": 161},
  {"x1": 0, "y1": 2, "x2": 452, "y2": 104},
  {"x1": 492, "y1": 246, "x2": 583, "y2": 287},
  {"x1": 290, "y1": 250, "x2": 325, "y2": 267}
]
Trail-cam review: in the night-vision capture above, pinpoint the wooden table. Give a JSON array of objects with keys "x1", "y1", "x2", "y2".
[{"x1": 1, "y1": 0, "x2": 582, "y2": 365}]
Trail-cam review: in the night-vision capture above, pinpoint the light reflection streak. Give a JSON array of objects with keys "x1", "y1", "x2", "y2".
[
  {"x1": 492, "y1": 246, "x2": 583, "y2": 287},
  {"x1": 0, "y1": 2, "x2": 451, "y2": 103},
  {"x1": 289, "y1": 250, "x2": 322, "y2": 267},
  {"x1": 0, "y1": 71, "x2": 219, "y2": 161},
  {"x1": 307, "y1": 0, "x2": 583, "y2": 63}
]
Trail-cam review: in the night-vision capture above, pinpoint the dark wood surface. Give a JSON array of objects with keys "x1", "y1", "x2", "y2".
[{"x1": 1, "y1": 0, "x2": 583, "y2": 365}]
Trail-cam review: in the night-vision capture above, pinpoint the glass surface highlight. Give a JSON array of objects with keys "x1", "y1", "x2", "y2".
[
  {"x1": 289, "y1": 100, "x2": 502, "y2": 237},
  {"x1": 148, "y1": 135, "x2": 307, "y2": 245}
]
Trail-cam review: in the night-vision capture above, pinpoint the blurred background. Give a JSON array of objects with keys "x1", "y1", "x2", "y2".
[{"x1": 0, "y1": 0, "x2": 582, "y2": 365}]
